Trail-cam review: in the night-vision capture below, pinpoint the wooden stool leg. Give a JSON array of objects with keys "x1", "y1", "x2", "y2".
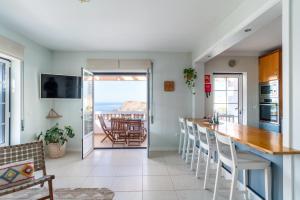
[
  {"x1": 265, "y1": 166, "x2": 272, "y2": 200},
  {"x1": 48, "y1": 180, "x2": 54, "y2": 200}
]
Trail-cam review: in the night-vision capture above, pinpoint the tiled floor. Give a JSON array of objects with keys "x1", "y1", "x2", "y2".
[{"x1": 40, "y1": 149, "x2": 240, "y2": 200}]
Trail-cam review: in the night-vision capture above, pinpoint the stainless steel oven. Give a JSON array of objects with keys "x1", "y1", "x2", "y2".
[
  {"x1": 259, "y1": 80, "x2": 280, "y2": 124},
  {"x1": 259, "y1": 80, "x2": 279, "y2": 104},
  {"x1": 259, "y1": 103, "x2": 279, "y2": 124}
]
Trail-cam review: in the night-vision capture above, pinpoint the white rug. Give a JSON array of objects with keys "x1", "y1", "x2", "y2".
[{"x1": 0, "y1": 188, "x2": 114, "y2": 200}]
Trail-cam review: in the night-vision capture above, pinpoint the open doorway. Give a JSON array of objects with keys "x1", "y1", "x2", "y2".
[
  {"x1": 213, "y1": 73, "x2": 243, "y2": 124},
  {"x1": 93, "y1": 73, "x2": 148, "y2": 149}
]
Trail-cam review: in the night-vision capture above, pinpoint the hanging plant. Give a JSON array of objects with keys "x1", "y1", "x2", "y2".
[{"x1": 183, "y1": 67, "x2": 197, "y2": 94}]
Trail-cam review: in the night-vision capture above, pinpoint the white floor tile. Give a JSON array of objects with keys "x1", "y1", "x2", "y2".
[
  {"x1": 176, "y1": 189, "x2": 213, "y2": 200},
  {"x1": 43, "y1": 150, "x2": 232, "y2": 199},
  {"x1": 53, "y1": 177, "x2": 86, "y2": 188},
  {"x1": 143, "y1": 190, "x2": 179, "y2": 200},
  {"x1": 111, "y1": 176, "x2": 143, "y2": 191},
  {"x1": 143, "y1": 164, "x2": 169, "y2": 175},
  {"x1": 143, "y1": 176, "x2": 174, "y2": 191},
  {"x1": 171, "y1": 175, "x2": 203, "y2": 190},
  {"x1": 82, "y1": 177, "x2": 113, "y2": 188},
  {"x1": 114, "y1": 192, "x2": 143, "y2": 200}
]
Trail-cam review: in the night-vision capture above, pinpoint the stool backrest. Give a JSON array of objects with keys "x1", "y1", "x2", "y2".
[
  {"x1": 215, "y1": 132, "x2": 237, "y2": 168},
  {"x1": 196, "y1": 124, "x2": 210, "y2": 151},
  {"x1": 186, "y1": 120, "x2": 196, "y2": 137},
  {"x1": 178, "y1": 117, "x2": 187, "y2": 134}
]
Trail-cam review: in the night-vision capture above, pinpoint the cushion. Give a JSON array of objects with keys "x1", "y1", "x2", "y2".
[{"x1": 0, "y1": 159, "x2": 34, "y2": 189}]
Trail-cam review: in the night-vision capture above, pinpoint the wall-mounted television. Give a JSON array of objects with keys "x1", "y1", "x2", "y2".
[{"x1": 40, "y1": 74, "x2": 81, "y2": 99}]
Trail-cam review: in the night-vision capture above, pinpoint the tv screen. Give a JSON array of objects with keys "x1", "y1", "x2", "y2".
[{"x1": 41, "y1": 74, "x2": 81, "y2": 99}]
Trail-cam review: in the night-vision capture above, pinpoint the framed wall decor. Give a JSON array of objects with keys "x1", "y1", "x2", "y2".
[{"x1": 164, "y1": 81, "x2": 175, "y2": 92}]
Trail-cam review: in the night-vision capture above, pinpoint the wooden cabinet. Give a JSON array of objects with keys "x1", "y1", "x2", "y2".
[
  {"x1": 259, "y1": 49, "x2": 281, "y2": 83},
  {"x1": 259, "y1": 48, "x2": 282, "y2": 116}
]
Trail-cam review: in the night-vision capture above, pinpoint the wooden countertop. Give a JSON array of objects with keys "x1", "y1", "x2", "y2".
[{"x1": 189, "y1": 118, "x2": 300, "y2": 155}]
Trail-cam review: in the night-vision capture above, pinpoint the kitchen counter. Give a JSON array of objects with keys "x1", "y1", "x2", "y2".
[{"x1": 189, "y1": 118, "x2": 300, "y2": 155}]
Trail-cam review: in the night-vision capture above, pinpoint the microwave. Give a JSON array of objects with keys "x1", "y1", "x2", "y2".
[{"x1": 259, "y1": 80, "x2": 279, "y2": 104}]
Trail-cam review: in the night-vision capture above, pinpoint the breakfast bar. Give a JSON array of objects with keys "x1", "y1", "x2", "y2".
[
  {"x1": 190, "y1": 118, "x2": 300, "y2": 155},
  {"x1": 188, "y1": 118, "x2": 300, "y2": 200}
]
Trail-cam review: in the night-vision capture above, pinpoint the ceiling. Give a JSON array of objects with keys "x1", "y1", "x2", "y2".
[
  {"x1": 0, "y1": 0, "x2": 245, "y2": 52},
  {"x1": 222, "y1": 16, "x2": 282, "y2": 56}
]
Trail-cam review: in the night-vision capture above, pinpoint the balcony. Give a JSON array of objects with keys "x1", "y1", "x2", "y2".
[{"x1": 94, "y1": 111, "x2": 148, "y2": 148}]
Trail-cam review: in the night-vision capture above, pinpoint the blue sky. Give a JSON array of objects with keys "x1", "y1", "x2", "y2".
[{"x1": 94, "y1": 81, "x2": 147, "y2": 103}]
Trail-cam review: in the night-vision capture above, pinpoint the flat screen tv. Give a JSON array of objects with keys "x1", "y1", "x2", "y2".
[{"x1": 40, "y1": 74, "x2": 81, "y2": 99}]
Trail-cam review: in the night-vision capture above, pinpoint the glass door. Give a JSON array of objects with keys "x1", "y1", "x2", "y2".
[
  {"x1": 0, "y1": 58, "x2": 10, "y2": 147},
  {"x1": 213, "y1": 74, "x2": 243, "y2": 124},
  {"x1": 82, "y1": 68, "x2": 94, "y2": 159}
]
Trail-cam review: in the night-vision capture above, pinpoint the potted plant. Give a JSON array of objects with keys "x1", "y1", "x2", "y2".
[
  {"x1": 183, "y1": 67, "x2": 197, "y2": 94},
  {"x1": 37, "y1": 124, "x2": 75, "y2": 158}
]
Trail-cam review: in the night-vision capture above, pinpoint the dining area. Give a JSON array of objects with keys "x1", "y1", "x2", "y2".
[
  {"x1": 177, "y1": 117, "x2": 300, "y2": 200},
  {"x1": 95, "y1": 114, "x2": 148, "y2": 148}
]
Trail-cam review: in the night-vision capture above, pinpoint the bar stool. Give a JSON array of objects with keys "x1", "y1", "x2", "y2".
[
  {"x1": 178, "y1": 117, "x2": 187, "y2": 159},
  {"x1": 213, "y1": 132, "x2": 271, "y2": 200},
  {"x1": 185, "y1": 120, "x2": 197, "y2": 167},
  {"x1": 196, "y1": 124, "x2": 217, "y2": 189}
]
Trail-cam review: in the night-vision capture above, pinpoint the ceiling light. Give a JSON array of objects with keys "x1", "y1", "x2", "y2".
[{"x1": 244, "y1": 28, "x2": 252, "y2": 33}]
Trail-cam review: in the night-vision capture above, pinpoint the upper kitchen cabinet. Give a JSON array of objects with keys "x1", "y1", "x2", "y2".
[{"x1": 259, "y1": 49, "x2": 282, "y2": 83}]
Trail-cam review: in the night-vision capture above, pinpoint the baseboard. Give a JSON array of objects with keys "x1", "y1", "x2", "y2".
[{"x1": 221, "y1": 168, "x2": 263, "y2": 200}]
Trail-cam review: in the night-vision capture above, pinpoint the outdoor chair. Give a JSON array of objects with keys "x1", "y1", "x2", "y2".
[
  {"x1": 111, "y1": 118, "x2": 127, "y2": 144},
  {"x1": 98, "y1": 115, "x2": 115, "y2": 143}
]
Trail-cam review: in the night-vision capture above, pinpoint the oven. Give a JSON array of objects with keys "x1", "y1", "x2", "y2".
[
  {"x1": 259, "y1": 80, "x2": 280, "y2": 124},
  {"x1": 259, "y1": 103, "x2": 279, "y2": 124}
]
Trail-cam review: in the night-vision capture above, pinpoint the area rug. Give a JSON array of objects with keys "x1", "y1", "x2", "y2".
[{"x1": 0, "y1": 188, "x2": 114, "y2": 200}]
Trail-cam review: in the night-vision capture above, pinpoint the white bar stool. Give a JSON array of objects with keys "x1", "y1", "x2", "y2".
[
  {"x1": 178, "y1": 117, "x2": 187, "y2": 159},
  {"x1": 196, "y1": 124, "x2": 217, "y2": 189},
  {"x1": 185, "y1": 120, "x2": 197, "y2": 167},
  {"x1": 213, "y1": 132, "x2": 271, "y2": 200}
]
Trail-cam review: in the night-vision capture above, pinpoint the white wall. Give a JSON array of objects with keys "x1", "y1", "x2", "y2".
[
  {"x1": 281, "y1": 0, "x2": 300, "y2": 198},
  {"x1": 50, "y1": 51, "x2": 193, "y2": 151},
  {"x1": 204, "y1": 56, "x2": 259, "y2": 127},
  {"x1": 0, "y1": 24, "x2": 53, "y2": 143}
]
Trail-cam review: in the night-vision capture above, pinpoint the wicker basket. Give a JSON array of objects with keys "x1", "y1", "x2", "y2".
[{"x1": 47, "y1": 143, "x2": 66, "y2": 158}]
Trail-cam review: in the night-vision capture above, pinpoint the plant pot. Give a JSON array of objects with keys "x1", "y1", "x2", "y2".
[
  {"x1": 47, "y1": 143, "x2": 66, "y2": 158},
  {"x1": 186, "y1": 74, "x2": 193, "y2": 80}
]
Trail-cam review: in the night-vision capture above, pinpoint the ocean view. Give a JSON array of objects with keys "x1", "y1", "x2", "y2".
[{"x1": 94, "y1": 102, "x2": 123, "y2": 112}]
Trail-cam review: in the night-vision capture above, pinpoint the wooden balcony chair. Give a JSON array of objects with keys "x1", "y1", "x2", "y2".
[
  {"x1": 111, "y1": 118, "x2": 127, "y2": 145},
  {"x1": 0, "y1": 141, "x2": 55, "y2": 200},
  {"x1": 98, "y1": 115, "x2": 115, "y2": 143},
  {"x1": 127, "y1": 120, "x2": 145, "y2": 146}
]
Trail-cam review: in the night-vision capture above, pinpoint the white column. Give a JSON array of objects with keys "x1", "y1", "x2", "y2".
[
  {"x1": 192, "y1": 62, "x2": 205, "y2": 118},
  {"x1": 282, "y1": 0, "x2": 300, "y2": 199}
]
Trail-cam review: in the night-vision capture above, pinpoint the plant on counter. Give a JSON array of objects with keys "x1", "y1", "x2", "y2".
[
  {"x1": 37, "y1": 123, "x2": 75, "y2": 158},
  {"x1": 183, "y1": 67, "x2": 197, "y2": 94}
]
